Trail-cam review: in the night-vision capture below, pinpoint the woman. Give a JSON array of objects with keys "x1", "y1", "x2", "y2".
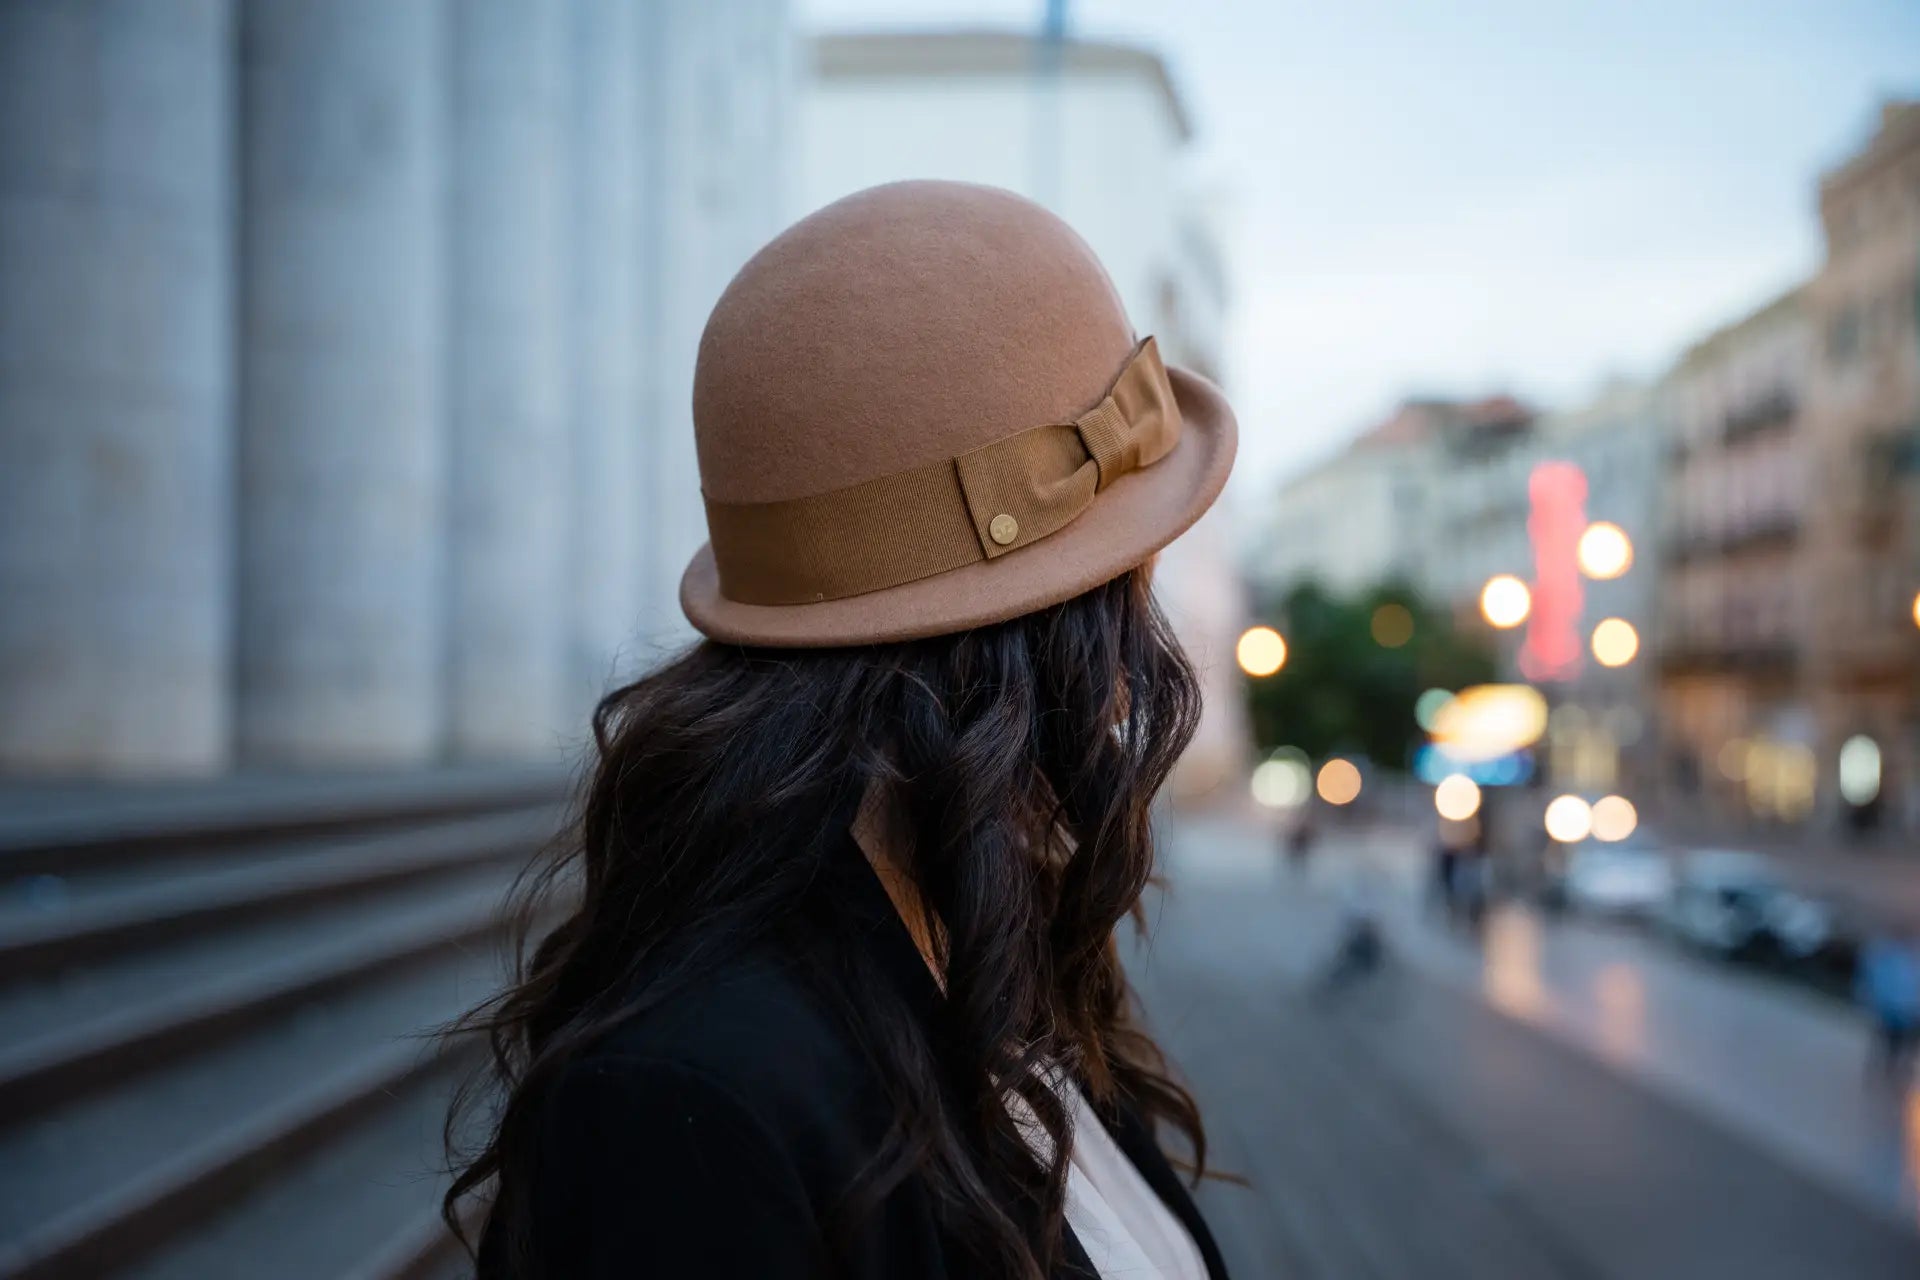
[{"x1": 448, "y1": 180, "x2": 1238, "y2": 1279}]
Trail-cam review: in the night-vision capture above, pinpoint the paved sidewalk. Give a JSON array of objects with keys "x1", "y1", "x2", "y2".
[{"x1": 1130, "y1": 814, "x2": 1920, "y2": 1279}]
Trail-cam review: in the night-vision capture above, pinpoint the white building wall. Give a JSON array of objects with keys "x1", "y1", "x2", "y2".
[
  {"x1": 1256, "y1": 451, "x2": 1413, "y2": 598},
  {"x1": 802, "y1": 75, "x2": 1182, "y2": 341},
  {"x1": 804, "y1": 42, "x2": 1249, "y2": 797}
]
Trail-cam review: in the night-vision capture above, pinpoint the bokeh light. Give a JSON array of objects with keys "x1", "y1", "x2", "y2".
[
  {"x1": 1236, "y1": 626, "x2": 1287, "y2": 677},
  {"x1": 1434, "y1": 773, "x2": 1482, "y2": 821},
  {"x1": 1316, "y1": 758, "x2": 1362, "y2": 806},
  {"x1": 1544, "y1": 793, "x2": 1593, "y2": 842},
  {"x1": 1415, "y1": 688, "x2": 1454, "y2": 731},
  {"x1": 1576, "y1": 521, "x2": 1633, "y2": 580},
  {"x1": 1251, "y1": 756, "x2": 1313, "y2": 809},
  {"x1": 1590, "y1": 618, "x2": 1639, "y2": 667},
  {"x1": 1370, "y1": 603, "x2": 1414, "y2": 648},
  {"x1": 1590, "y1": 794, "x2": 1638, "y2": 842},
  {"x1": 1839, "y1": 734, "x2": 1882, "y2": 806},
  {"x1": 1480, "y1": 575, "x2": 1532, "y2": 629},
  {"x1": 1428, "y1": 684, "x2": 1550, "y2": 762}
]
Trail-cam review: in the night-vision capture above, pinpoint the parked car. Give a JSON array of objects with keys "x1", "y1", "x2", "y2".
[
  {"x1": 1659, "y1": 849, "x2": 1835, "y2": 964},
  {"x1": 1555, "y1": 836, "x2": 1674, "y2": 919}
]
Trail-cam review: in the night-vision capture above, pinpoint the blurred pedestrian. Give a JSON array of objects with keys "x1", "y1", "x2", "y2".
[
  {"x1": 445, "y1": 184, "x2": 1233, "y2": 1279},
  {"x1": 1856, "y1": 923, "x2": 1920, "y2": 1087},
  {"x1": 1316, "y1": 869, "x2": 1390, "y2": 1000},
  {"x1": 1431, "y1": 835, "x2": 1459, "y2": 921},
  {"x1": 1284, "y1": 812, "x2": 1317, "y2": 878}
]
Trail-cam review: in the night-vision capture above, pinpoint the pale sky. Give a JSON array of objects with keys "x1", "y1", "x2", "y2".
[{"x1": 799, "y1": 0, "x2": 1920, "y2": 501}]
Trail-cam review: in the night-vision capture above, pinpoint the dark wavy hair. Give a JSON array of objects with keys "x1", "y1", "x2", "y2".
[{"x1": 445, "y1": 568, "x2": 1210, "y2": 1278}]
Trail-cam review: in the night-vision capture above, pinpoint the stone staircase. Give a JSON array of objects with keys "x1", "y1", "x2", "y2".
[{"x1": 0, "y1": 769, "x2": 569, "y2": 1279}]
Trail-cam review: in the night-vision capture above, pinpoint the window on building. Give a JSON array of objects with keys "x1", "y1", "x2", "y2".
[{"x1": 1828, "y1": 307, "x2": 1862, "y2": 366}]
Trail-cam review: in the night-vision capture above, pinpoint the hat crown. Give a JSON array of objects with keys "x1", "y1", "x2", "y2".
[{"x1": 693, "y1": 181, "x2": 1136, "y2": 506}]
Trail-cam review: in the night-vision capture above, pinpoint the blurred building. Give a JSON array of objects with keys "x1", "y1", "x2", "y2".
[
  {"x1": 1253, "y1": 403, "x2": 1444, "y2": 599},
  {"x1": 1654, "y1": 288, "x2": 1817, "y2": 823},
  {"x1": 1257, "y1": 396, "x2": 1533, "y2": 607},
  {"x1": 1526, "y1": 384, "x2": 1668, "y2": 795},
  {"x1": 1802, "y1": 100, "x2": 1920, "y2": 831},
  {"x1": 1416, "y1": 386, "x2": 1664, "y2": 794},
  {"x1": 0, "y1": 1, "x2": 796, "y2": 778},
  {"x1": 802, "y1": 28, "x2": 1251, "y2": 800},
  {"x1": 1411, "y1": 396, "x2": 1540, "y2": 616}
]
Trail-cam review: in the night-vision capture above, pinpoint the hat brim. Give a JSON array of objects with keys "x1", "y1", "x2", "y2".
[{"x1": 680, "y1": 363, "x2": 1237, "y2": 648}]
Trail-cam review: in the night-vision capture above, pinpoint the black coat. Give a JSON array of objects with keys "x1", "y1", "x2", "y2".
[{"x1": 526, "y1": 829, "x2": 1230, "y2": 1279}]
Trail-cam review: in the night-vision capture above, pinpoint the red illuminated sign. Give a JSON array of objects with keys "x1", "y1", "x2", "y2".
[{"x1": 1520, "y1": 461, "x2": 1586, "y2": 682}]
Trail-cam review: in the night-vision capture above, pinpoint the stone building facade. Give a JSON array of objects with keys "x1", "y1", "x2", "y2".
[
  {"x1": 0, "y1": 0, "x2": 795, "y2": 777},
  {"x1": 1654, "y1": 288, "x2": 1818, "y2": 822},
  {"x1": 1802, "y1": 101, "x2": 1920, "y2": 829}
]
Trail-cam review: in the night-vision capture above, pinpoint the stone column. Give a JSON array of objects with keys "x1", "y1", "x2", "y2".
[
  {"x1": 634, "y1": 1, "x2": 708, "y2": 649},
  {"x1": 443, "y1": 0, "x2": 569, "y2": 757},
  {"x1": 637, "y1": 0, "x2": 792, "y2": 652},
  {"x1": 236, "y1": 0, "x2": 444, "y2": 764},
  {"x1": 0, "y1": 0, "x2": 233, "y2": 776},
  {"x1": 564, "y1": 0, "x2": 645, "y2": 714}
]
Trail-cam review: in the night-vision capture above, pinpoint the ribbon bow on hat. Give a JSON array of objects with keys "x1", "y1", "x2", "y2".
[{"x1": 704, "y1": 338, "x2": 1183, "y2": 606}]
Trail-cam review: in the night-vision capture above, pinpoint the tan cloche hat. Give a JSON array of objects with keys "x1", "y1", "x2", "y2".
[{"x1": 680, "y1": 180, "x2": 1237, "y2": 647}]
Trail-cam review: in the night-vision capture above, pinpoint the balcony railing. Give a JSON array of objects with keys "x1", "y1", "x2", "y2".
[
  {"x1": 1663, "y1": 510, "x2": 1801, "y2": 562},
  {"x1": 1720, "y1": 389, "x2": 1798, "y2": 443}
]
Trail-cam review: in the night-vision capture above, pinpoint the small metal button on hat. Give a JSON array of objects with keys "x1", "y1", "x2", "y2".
[{"x1": 989, "y1": 513, "x2": 1019, "y2": 546}]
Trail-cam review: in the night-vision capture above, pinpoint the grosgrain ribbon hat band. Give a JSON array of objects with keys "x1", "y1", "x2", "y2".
[{"x1": 703, "y1": 337, "x2": 1182, "y2": 606}]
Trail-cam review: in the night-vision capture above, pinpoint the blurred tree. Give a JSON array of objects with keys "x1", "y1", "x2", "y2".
[{"x1": 1244, "y1": 579, "x2": 1497, "y2": 769}]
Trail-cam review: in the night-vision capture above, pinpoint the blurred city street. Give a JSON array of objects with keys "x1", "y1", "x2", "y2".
[
  {"x1": 1137, "y1": 812, "x2": 1920, "y2": 1279},
  {"x1": 3, "y1": 0, "x2": 1918, "y2": 1274}
]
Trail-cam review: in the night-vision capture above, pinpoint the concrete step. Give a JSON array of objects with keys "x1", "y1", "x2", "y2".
[
  {"x1": 0, "y1": 877, "x2": 514, "y2": 1117},
  {"x1": 0, "y1": 863, "x2": 512, "y2": 1048},
  {"x1": 0, "y1": 953, "x2": 496, "y2": 1279},
  {"x1": 0, "y1": 805, "x2": 557, "y2": 976},
  {"x1": 113, "y1": 1065, "x2": 471, "y2": 1280},
  {"x1": 0, "y1": 765, "x2": 568, "y2": 877}
]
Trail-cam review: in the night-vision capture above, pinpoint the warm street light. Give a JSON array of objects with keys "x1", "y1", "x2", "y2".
[
  {"x1": 1591, "y1": 795, "x2": 1638, "y2": 842},
  {"x1": 1316, "y1": 758, "x2": 1362, "y2": 805},
  {"x1": 1577, "y1": 521, "x2": 1633, "y2": 580},
  {"x1": 1429, "y1": 683, "x2": 1550, "y2": 760},
  {"x1": 1434, "y1": 773, "x2": 1482, "y2": 821},
  {"x1": 1590, "y1": 617, "x2": 1640, "y2": 667},
  {"x1": 1912, "y1": 590, "x2": 1920, "y2": 630},
  {"x1": 1544, "y1": 794, "x2": 1593, "y2": 842},
  {"x1": 1236, "y1": 626, "x2": 1287, "y2": 677},
  {"x1": 1480, "y1": 574, "x2": 1531, "y2": 629}
]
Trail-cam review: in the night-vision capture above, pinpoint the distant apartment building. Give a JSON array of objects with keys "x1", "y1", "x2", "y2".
[
  {"x1": 1523, "y1": 386, "x2": 1668, "y2": 795},
  {"x1": 1254, "y1": 439, "x2": 1427, "y2": 600},
  {"x1": 1413, "y1": 397, "x2": 1540, "y2": 618},
  {"x1": 801, "y1": 29, "x2": 1248, "y2": 798},
  {"x1": 1416, "y1": 387, "x2": 1665, "y2": 795},
  {"x1": 1654, "y1": 289, "x2": 1816, "y2": 822},
  {"x1": 1253, "y1": 399, "x2": 1506, "y2": 603},
  {"x1": 1802, "y1": 100, "x2": 1920, "y2": 828}
]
